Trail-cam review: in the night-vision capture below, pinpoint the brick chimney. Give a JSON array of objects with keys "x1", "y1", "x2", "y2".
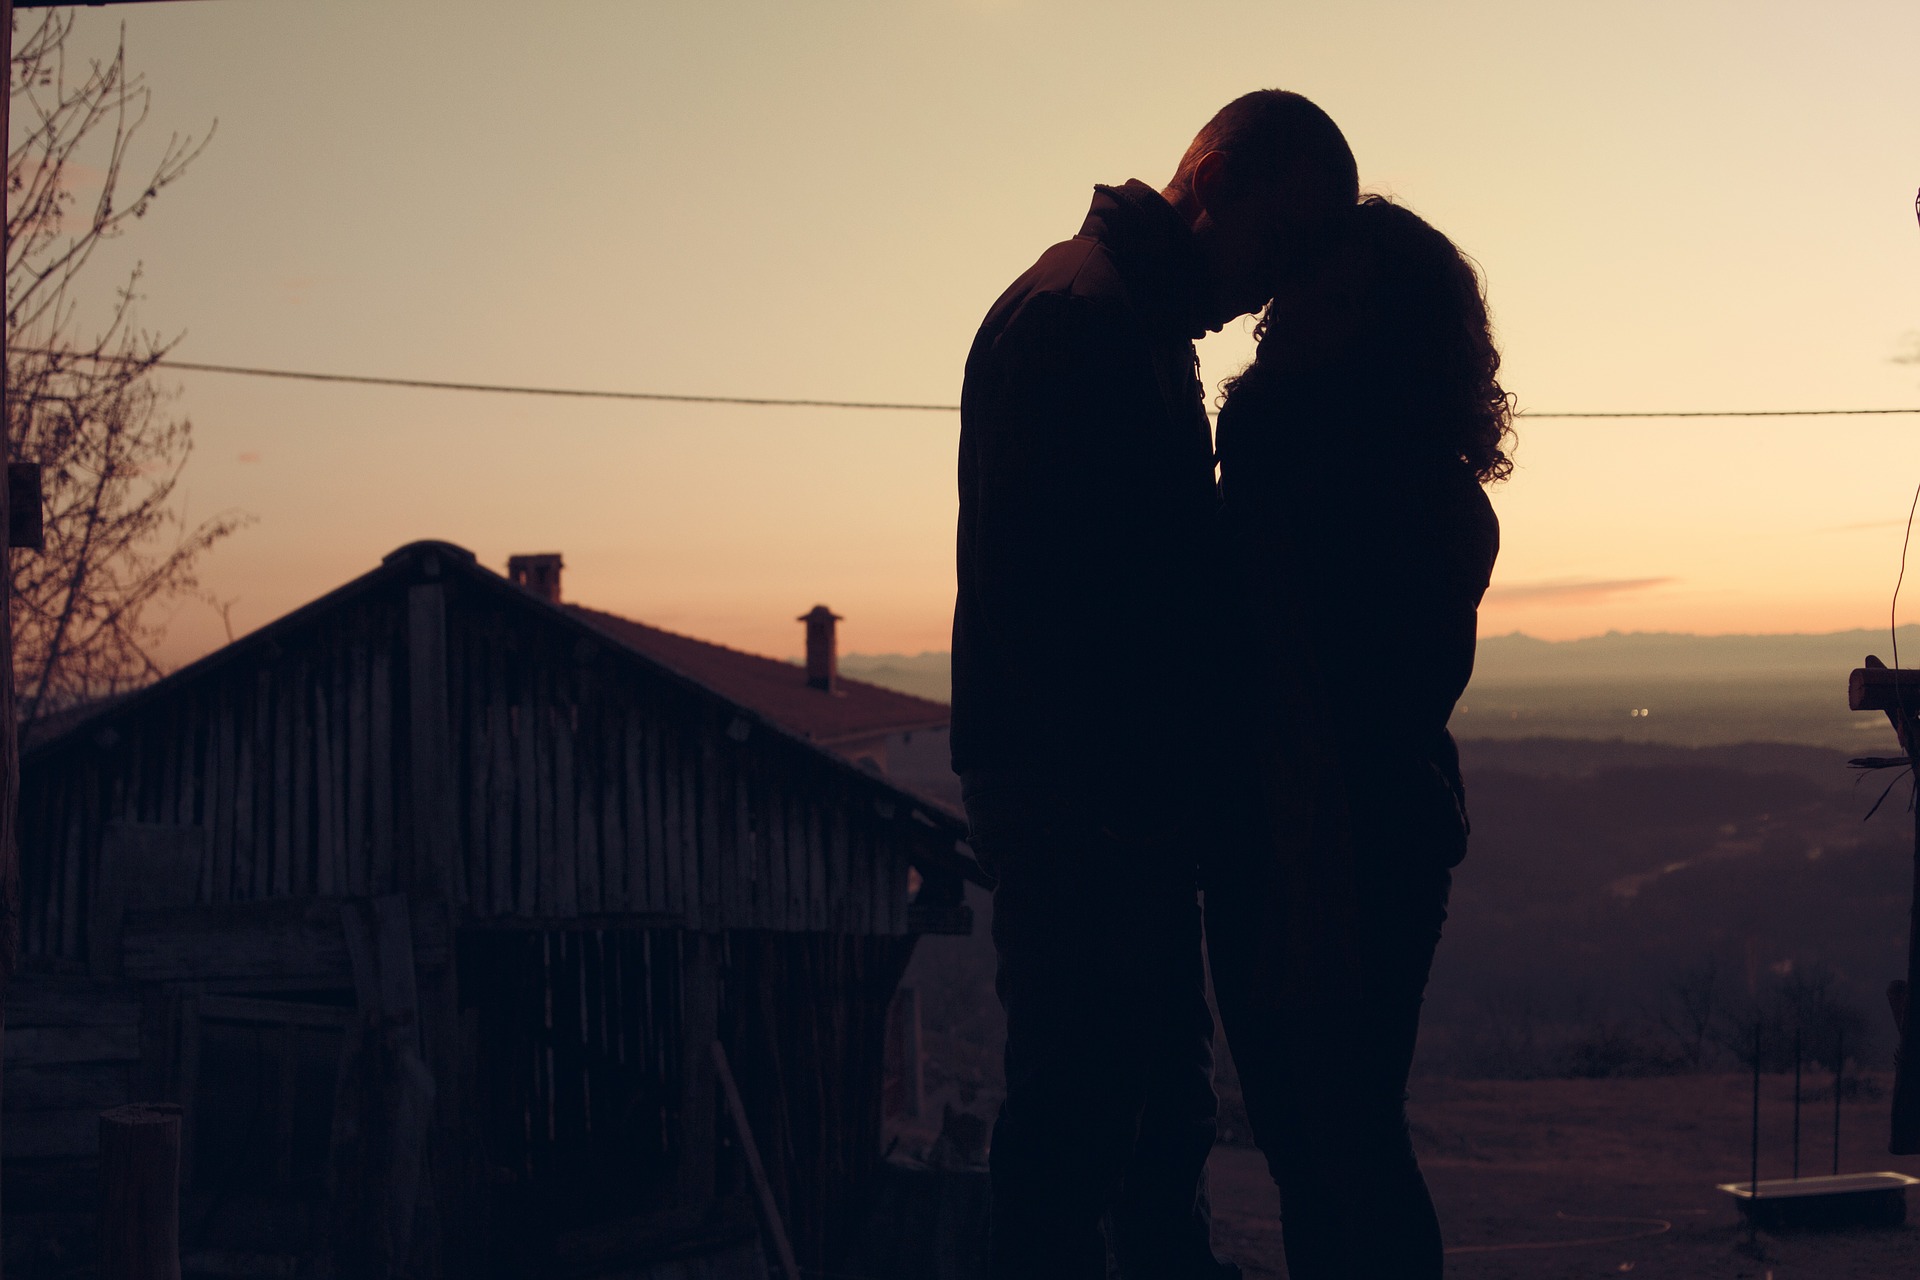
[
  {"x1": 799, "y1": 605, "x2": 842, "y2": 693},
  {"x1": 508, "y1": 553, "x2": 564, "y2": 604}
]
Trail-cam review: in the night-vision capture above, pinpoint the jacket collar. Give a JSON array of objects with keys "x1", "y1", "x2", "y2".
[{"x1": 1078, "y1": 180, "x2": 1209, "y2": 340}]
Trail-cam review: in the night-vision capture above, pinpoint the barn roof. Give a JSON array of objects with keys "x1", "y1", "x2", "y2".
[
  {"x1": 563, "y1": 605, "x2": 949, "y2": 745},
  {"x1": 26, "y1": 540, "x2": 979, "y2": 883}
]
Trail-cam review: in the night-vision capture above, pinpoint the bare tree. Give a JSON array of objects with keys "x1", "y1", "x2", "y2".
[
  {"x1": 1651, "y1": 955, "x2": 1723, "y2": 1071},
  {"x1": 7, "y1": 12, "x2": 243, "y2": 732}
]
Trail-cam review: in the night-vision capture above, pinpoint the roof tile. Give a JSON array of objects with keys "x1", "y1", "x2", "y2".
[{"x1": 564, "y1": 604, "x2": 950, "y2": 744}]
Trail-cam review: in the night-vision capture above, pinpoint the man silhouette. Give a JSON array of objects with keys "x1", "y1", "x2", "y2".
[{"x1": 952, "y1": 91, "x2": 1359, "y2": 1278}]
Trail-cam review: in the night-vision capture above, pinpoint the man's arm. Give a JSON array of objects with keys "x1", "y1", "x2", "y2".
[{"x1": 964, "y1": 292, "x2": 1166, "y2": 726}]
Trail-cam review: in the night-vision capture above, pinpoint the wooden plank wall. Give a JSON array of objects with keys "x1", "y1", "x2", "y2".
[
  {"x1": 4, "y1": 975, "x2": 141, "y2": 1160},
  {"x1": 20, "y1": 598, "x2": 409, "y2": 965},
  {"x1": 440, "y1": 584, "x2": 914, "y2": 934},
  {"x1": 17, "y1": 572, "x2": 927, "y2": 966},
  {"x1": 460, "y1": 927, "x2": 685, "y2": 1191}
]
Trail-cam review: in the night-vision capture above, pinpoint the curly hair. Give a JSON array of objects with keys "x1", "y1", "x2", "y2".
[{"x1": 1231, "y1": 195, "x2": 1515, "y2": 483}]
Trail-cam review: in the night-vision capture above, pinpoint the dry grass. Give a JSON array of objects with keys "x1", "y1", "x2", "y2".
[{"x1": 1210, "y1": 1073, "x2": 1920, "y2": 1279}]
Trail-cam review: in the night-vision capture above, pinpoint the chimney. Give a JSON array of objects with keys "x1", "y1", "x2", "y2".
[
  {"x1": 799, "y1": 605, "x2": 842, "y2": 693},
  {"x1": 508, "y1": 553, "x2": 564, "y2": 604}
]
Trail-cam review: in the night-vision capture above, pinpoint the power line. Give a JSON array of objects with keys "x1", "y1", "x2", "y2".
[{"x1": 18, "y1": 348, "x2": 1920, "y2": 420}]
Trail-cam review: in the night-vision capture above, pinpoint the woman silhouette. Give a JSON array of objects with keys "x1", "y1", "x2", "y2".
[{"x1": 1208, "y1": 195, "x2": 1514, "y2": 1280}]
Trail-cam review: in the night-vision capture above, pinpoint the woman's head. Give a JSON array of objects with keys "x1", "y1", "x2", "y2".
[{"x1": 1247, "y1": 195, "x2": 1514, "y2": 483}]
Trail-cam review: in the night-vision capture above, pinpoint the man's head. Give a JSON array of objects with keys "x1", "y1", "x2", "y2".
[{"x1": 1162, "y1": 90, "x2": 1358, "y2": 330}]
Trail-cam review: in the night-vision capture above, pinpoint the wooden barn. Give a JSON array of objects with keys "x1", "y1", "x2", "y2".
[{"x1": 6, "y1": 540, "x2": 978, "y2": 1278}]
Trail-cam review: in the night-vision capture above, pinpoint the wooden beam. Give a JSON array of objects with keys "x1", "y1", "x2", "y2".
[
  {"x1": 1849, "y1": 664, "x2": 1920, "y2": 713},
  {"x1": 712, "y1": 1040, "x2": 800, "y2": 1280},
  {"x1": 405, "y1": 578, "x2": 475, "y2": 1270},
  {"x1": 119, "y1": 896, "x2": 448, "y2": 985}
]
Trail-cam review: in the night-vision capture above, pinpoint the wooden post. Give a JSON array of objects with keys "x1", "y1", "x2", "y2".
[
  {"x1": 1792, "y1": 1028, "x2": 1801, "y2": 1179},
  {"x1": 1902, "y1": 781, "x2": 1920, "y2": 1154},
  {"x1": 889, "y1": 985, "x2": 924, "y2": 1119},
  {"x1": 678, "y1": 932, "x2": 719, "y2": 1208},
  {"x1": 99, "y1": 1103, "x2": 182, "y2": 1280},
  {"x1": 1749, "y1": 1023, "x2": 1760, "y2": 1249},
  {"x1": 1852, "y1": 660, "x2": 1920, "y2": 1152},
  {"x1": 407, "y1": 572, "x2": 470, "y2": 1269},
  {"x1": 1833, "y1": 1026, "x2": 1844, "y2": 1176}
]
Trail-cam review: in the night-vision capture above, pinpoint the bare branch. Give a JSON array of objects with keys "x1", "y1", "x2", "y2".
[{"x1": 7, "y1": 15, "x2": 240, "y2": 730}]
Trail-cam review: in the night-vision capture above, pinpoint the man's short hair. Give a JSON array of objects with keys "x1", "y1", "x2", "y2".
[{"x1": 1168, "y1": 90, "x2": 1358, "y2": 208}]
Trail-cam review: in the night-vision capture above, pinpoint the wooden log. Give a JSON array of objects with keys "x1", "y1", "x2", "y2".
[
  {"x1": 370, "y1": 651, "x2": 395, "y2": 895},
  {"x1": 536, "y1": 671, "x2": 560, "y2": 917},
  {"x1": 272, "y1": 669, "x2": 294, "y2": 896},
  {"x1": 516, "y1": 668, "x2": 539, "y2": 917},
  {"x1": 765, "y1": 780, "x2": 789, "y2": 932},
  {"x1": 601, "y1": 726, "x2": 625, "y2": 913},
  {"x1": 837, "y1": 797, "x2": 861, "y2": 934},
  {"x1": 699, "y1": 740, "x2": 722, "y2": 927},
  {"x1": 395, "y1": 583, "x2": 470, "y2": 1273},
  {"x1": 158, "y1": 707, "x2": 181, "y2": 829},
  {"x1": 328, "y1": 656, "x2": 351, "y2": 902},
  {"x1": 657, "y1": 721, "x2": 680, "y2": 917},
  {"x1": 98, "y1": 1102, "x2": 182, "y2": 1280},
  {"x1": 1850, "y1": 663, "x2": 1920, "y2": 714},
  {"x1": 622, "y1": 715, "x2": 648, "y2": 913},
  {"x1": 407, "y1": 583, "x2": 458, "y2": 903},
  {"x1": 251, "y1": 669, "x2": 274, "y2": 899},
  {"x1": 209, "y1": 700, "x2": 235, "y2": 903},
  {"x1": 488, "y1": 697, "x2": 514, "y2": 917},
  {"x1": 291, "y1": 662, "x2": 313, "y2": 896},
  {"x1": 554, "y1": 704, "x2": 580, "y2": 917},
  {"x1": 786, "y1": 784, "x2": 809, "y2": 929},
  {"x1": 231, "y1": 691, "x2": 256, "y2": 903},
  {"x1": 643, "y1": 716, "x2": 666, "y2": 913},
  {"x1": 314, "y1": 679, "x2": 337, "y2": 897},
  {"x1": 347, "y1": 644, "x2": 371, "y2": 897},
  {"x1": 59, "y1": 778, "x2": 86, "y2": 960}
]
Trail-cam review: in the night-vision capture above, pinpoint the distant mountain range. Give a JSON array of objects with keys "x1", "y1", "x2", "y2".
[
  {"x1": 841, "y1": 626, "x2": 1920, "y2": 703},
  {"x1": 1467, "y1": 625, "x2": 1920, "y2": 684},
  {"x1": 838, "y1": 626, "x2": 1920, "y2": 750}
]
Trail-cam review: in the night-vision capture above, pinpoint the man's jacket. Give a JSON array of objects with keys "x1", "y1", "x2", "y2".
[{"x1": 952, "y1": 180, "x2": 1225, "y2": 800}]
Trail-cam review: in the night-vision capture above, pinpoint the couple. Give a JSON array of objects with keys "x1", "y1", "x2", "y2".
[{"x1": 951, "y1": 90, "x2": 1513, "y2": 1279}]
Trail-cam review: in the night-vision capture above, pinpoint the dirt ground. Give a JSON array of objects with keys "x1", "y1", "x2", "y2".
[{"x1": 1207, "y1": 1073, "x2": 1920, "y2": 1279}]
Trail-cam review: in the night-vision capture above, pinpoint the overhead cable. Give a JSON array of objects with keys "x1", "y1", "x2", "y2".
[{"x1": 17, "y1": 349, "x2": 1920, "y2": 420}]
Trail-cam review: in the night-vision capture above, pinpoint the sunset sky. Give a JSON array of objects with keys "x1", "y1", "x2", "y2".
[{"x1": 37, "y1": 0, "x2": 1920, "y2": 666}]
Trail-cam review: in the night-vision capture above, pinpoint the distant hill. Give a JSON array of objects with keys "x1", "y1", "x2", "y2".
[
  {"x1": 836, "y1": 651, "x2": 952, "y2": 704},
  {"x1": 840, "y1": 626, "x2": 1920, "y2": 751},
  {"x1": 1471, "y1": 625, "x2": 1920, "y2": 683}
]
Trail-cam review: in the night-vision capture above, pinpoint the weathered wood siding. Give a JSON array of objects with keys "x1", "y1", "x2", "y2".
[{"x1": 19, "y1": 552, "x2": 933, "y2": 966}]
